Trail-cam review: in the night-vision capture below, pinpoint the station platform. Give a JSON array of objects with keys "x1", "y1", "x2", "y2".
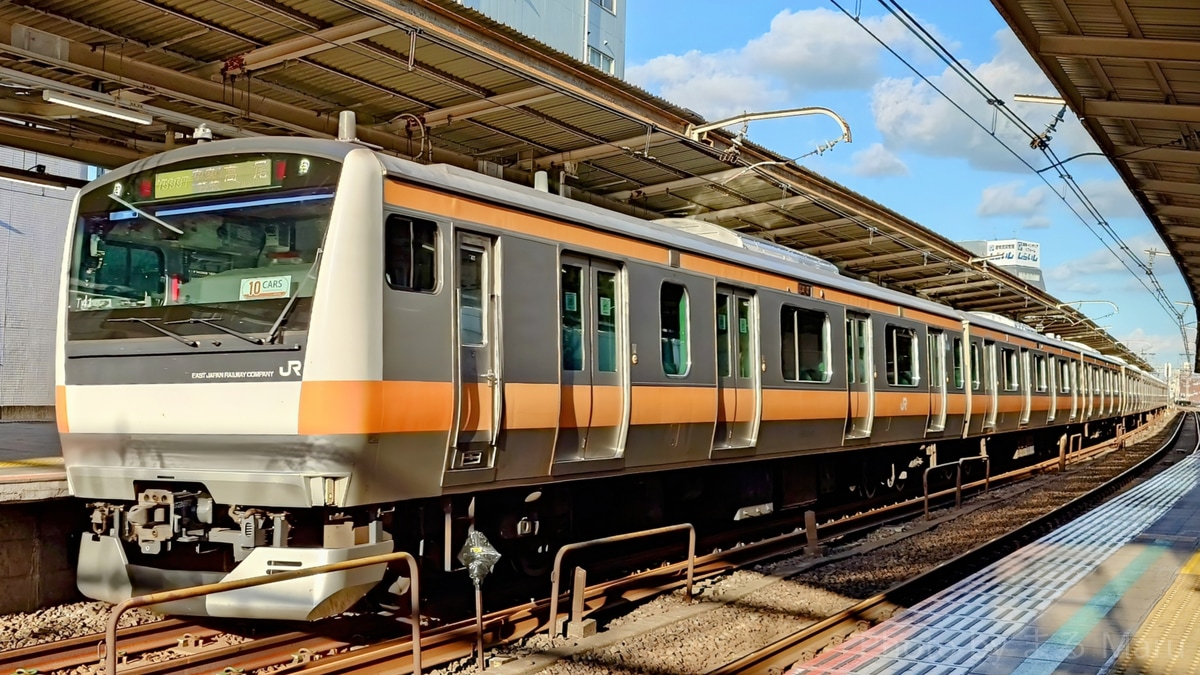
[
  {"x1": 789, "y1": 414, "x2": 1200, "y2": 675},
  {"x1": 0, "y1": 422, "x2": 66, "y2": 502}
]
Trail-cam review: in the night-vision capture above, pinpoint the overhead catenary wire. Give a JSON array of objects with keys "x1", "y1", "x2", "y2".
[{"x1": 831, "y1": 0, "x2": 1188, "y2": 366}]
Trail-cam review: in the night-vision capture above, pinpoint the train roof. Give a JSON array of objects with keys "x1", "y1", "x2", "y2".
[{"x1": 73, "y1": 137, "x2": 1151, "y2": 370}]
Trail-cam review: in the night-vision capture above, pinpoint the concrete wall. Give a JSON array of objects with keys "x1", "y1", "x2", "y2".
[
  {"x1": 0, "y1": 496, "x2": 82, "y2": 613},
  {"x1": 0, "y1": 149, "x2": 87, "y2": 420}
]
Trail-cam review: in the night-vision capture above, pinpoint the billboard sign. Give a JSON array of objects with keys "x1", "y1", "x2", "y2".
[{"x1": 985, "y1": 239, "x2": 1040, "y2": 269}]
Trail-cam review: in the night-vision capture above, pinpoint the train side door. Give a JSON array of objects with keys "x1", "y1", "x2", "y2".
[
  {"x1": 845, "y1": 313, "x2": 874, "y2": 440},
  {"x1": 1019, "y1": 349, "x2": 1032, "y2": 425},
  {"x1": 1047, "y1": 356, "x2": 1057, "y2": 423},
  {"x1": 453, "y1": 232, "x2": 501, "y2": 461},
  {"x1": 984, "y1": 341, "x2": 999, "y2": 429},
  {"x1": 927, "y1": 330, "x2": 947, "y2": 433},
  {"x1": 555, "y1": 254, "x2": 629, "y2": 462},
  {"x1": 714, "y1": 287, "x2": 760, "y2": 450},
  {"x1": 1070, "y1": 360, "x2": 1079, "y2": 420}
]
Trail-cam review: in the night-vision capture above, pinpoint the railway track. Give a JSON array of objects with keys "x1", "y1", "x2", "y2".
[
  {"x1": 1, "y1": 412, "x2": 1174, "y2": 675},
  {"x1": 710, "y1": 411, "x2": 1194, "y2": 675}
]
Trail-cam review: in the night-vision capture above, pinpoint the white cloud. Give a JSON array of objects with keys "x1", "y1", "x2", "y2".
[
  {"x1": 870, "y1": 30, "x2": 1099, "y2": 172},
  {"x1": 977, "y1": 182, "x2": 1047, "y2": 217},
  {"x1": 1043, "y1": 234, "x2": 1167, "y2": 297},
  {"x1": 850, "y1": 143, "x2": 909, "y2": 177},
  {"x1": 626, "y1": 8, "x2": 942, "y2": 121},
  {"x1": 1118, "y1": 328, "x2": 1191, "y2": 369},
  {"x1": 1023, "y1": 215, "x2": 1052, "y2": 229},
  {"x1": 1071, "y1": 178, "x2": 1146, "y2": 220}
]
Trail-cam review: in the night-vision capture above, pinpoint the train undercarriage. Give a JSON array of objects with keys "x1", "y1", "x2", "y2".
[{"x1": 77, "y1": 413, "x2": 1152, "y2": 620}]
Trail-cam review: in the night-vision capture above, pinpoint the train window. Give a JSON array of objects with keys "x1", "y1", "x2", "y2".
[
  {"x1": 458, "y1": 245, "x2": 486, "y2": 346},
  {"x1": 928, "y1": 332, "x2": 944, "y2": 385},
  {"x1": 970, "y1": 343, "x2": 981, "y2": 390},
  {"x1": 1002, "y1": 348, "x2": 1019, "y2": 391},
  {"x1": 781, "y1": 306, "x2": 829, "y2": 383},
  {"x1": 660, "y1": 282, "x2": 690, "y2": 377},
  {"x1": 885, "y1": 325, "x2": 918, "y2": 387},
  {"x1": 384, "y1": 215, "x2": 438, "y2": 292},
  {"x1": 1060, "y1": 360, "x2": 1071, "y2": 393},
  {"x1": 717, "y1": 295, "x2": 732, "y2": 377},
  {"x1": 561, "y1": 264, "x2": 584, "y2": 371},
  {"x1": 596, "y1": 271, "x2": 618, "y2": 372},
  {"x1": 737, "y1": 297, "x2": 752, "y2": 379},
  {"x1": 952, "y1": 338, "x2": 964, "y2": 389},
  {"x1": 1035, "y1": 355, "x2": 1048, "y2": 392}
]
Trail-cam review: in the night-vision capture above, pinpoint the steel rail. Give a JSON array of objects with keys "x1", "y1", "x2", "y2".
[
  {"x1": 104, "y1": 551, "x2": 420, "y2": 675},
  {"x1": 708, "y1": 411, "x2": 1192, "y2": 675}
]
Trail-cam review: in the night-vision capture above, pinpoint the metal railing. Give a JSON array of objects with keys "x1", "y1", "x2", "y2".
[
  {"x1": 548, "y1": 523, "x2": 695, "y2": 639},
  {"x1": 923, "y1": 455, "x2": 990, "y2": 520},
  {"x1": 104, "y1": 551, "x2": 421, "y2": 674}
]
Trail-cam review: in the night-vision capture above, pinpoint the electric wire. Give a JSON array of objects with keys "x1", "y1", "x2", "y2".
[{"x1": 832, "y1": 0, "x2": 1186, "y2": 366}]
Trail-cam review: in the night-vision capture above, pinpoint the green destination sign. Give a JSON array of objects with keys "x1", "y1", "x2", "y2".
[{"x1": 154, "y1": 158, "x2": 272, "y2": 199}]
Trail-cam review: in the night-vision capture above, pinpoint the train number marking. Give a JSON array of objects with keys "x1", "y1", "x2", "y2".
[{"x1": 280, "y1": 360, "x2": 302, "y2": 377}]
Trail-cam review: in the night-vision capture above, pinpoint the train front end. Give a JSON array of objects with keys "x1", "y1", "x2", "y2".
[{"x1": 56, "y1": 139, "x2": 391, "y2": 620}]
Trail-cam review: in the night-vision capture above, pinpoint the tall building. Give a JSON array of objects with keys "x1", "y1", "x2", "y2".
[
  {"x1": 455, "y1": 0, "x2": 626, "y2": 78},
  {"x1": 0, "y1": 148, "x2": 88, "y2": 420}
]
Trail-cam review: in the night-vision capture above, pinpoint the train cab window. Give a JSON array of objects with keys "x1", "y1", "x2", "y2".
[
  {"x1": 1002, "y1": 348, "x2": 1019, "y2": 391},
  {"x1": 1035, "y1": 355, "x2": 1048, "y2": 392},
  {"x1": 385, "y1": 215, "x2": 438, "y2": 292},
  {"x1": 782, "y1": 306, "x2": 829, "y2": 383},
  {"x1": 660, "y1": 282, "x2": 690, "y2": 376},
  {"x1": 561, "y1": 264, "x2": 584, "y2": 371},
  {"x1": 94, "y1": 243, "x2": 165, "y2": 298},
  {"x1": 885, "y1": 325, "x2": 918, "y2": 387},
  {"x1": 970, "y1": 343, "x2": 981, "y2": 391},
  {"x1": 952, "y1": 338, "x2": 964, "y2": 389}
]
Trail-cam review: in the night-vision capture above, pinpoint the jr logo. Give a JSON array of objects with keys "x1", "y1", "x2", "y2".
[{"x1": 280, "y1": 360, "x2": 302, "y2": 377}]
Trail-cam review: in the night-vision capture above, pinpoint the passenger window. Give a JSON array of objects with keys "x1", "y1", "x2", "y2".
[
  {"x1": 970, "y1": 343, "x2": 981, "y2": 391},
  {"x1": 1002, "y1": 348, "x2": 1019, "y2": 391},
  {"x1": 596, "y1": 271, "x2": 617, "y2": 373},
  {"x1": 781, "y1": 306, "x2": 829, "y2": 383},
  {"x1": 1036, "y1": 355, "x2": 1047, "y2": 392},
  {"x1": 885, "y1": 325, "x2": 917, "y2": 387},
  {"x1": 660, "y1": 282, "x2": 690, "y2": 376},
  {"x1": 384, "y1": 215, "x2": 437, "y2": 292},
  {"x1": 952, "y1": 338, "x2": 964, "y2": 389},
  {"x1": 717, "y1": 294, "x2": 731, "y2": 377},
  {"x1": 561, "y1": 264, "x2": 584, "y2": 371},
  {"x1": 737, "y1": 297, "x2": 752, "y2": 379},
  {"x1": 458, "y1": 245, "x2": 485, "y2": 346},
  {"x1": 1060, "y1": 361, "x2": 1071, "y2": 392}
]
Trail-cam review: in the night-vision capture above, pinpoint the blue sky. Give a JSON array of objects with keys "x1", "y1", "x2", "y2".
[{"x1": 625, "y1": 0, "x2": 1195, "y2": 374}]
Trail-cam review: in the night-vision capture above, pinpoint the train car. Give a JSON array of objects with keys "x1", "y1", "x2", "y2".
[{"x1": 56, "y1": 127, "x2": 1167, "y2": 620}]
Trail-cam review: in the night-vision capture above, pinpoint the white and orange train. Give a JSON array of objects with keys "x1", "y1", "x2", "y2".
[{"x1": 55, "y1": 132, "x2": 1166, "y2": 620}]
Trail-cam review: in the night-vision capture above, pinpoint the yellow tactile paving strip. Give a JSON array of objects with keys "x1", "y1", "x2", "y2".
[
  {"x1": 0, "y1": 456, "x2": 64, "y2": 469},
  {"x1": 1111, "y1": 551, "x2": 1200, "y2": 674}
]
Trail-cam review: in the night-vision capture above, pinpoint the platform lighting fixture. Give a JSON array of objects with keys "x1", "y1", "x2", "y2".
[{"x1": 42, "y1": 90, "x2": 152, "y2": 126}]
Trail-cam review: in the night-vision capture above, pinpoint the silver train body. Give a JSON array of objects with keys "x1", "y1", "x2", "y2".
[{"x1": 55, "y1": 137, "x2": 1168, "y2": 620}]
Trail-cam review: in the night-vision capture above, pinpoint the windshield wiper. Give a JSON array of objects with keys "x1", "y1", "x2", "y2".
[
  {"x1": 106, "y1": 317, "x2": 198, "y2": 347},
  {"x1": 164, "y1": 316, "x2": 264, "y2": 345},
  {"x1": 108, "y1": 193, "x2": 183, "y2": 234},
  {"x1": 267, "y1": 248, "x2": 323, "y2": 344}
]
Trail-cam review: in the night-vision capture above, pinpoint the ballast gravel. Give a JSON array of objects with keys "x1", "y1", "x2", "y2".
[{"x1": 453, "y1": 416, "x2": 1182, "y2": 675}]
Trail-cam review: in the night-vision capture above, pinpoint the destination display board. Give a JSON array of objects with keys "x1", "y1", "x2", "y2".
[{"x1": 154, "y1": 158, "x2": 273, "y2": 199}]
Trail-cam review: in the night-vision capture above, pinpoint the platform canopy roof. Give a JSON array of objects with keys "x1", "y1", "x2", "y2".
[
  {"x1": 993, "y1": 0, "x2": 1200, "y2": 369},
  {"x1": 0, "y1": 0, "x2": 1152, "y2": 369}
]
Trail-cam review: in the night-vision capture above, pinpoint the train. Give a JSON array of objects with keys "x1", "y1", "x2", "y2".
[{"x1": 55, "y1": 125, "x2": 1167, "y2": 620}]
